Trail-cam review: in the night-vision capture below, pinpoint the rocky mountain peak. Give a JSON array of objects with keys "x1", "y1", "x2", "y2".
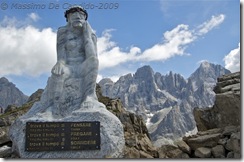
[
  {"x1": 190, "y1": 62, "x2": 230, "y2": 82},
  {"x1": 0, "y1": 77, "x2": 28, "y2": 109},
  {"x1": 134, "y1": 65, "x2": 154, "y2": 80},
  {"x1": 199, "y1": 60, "x2": 211, "y2": 68},
  {"x1": 98, "y1": 78, "x2": 113, "y2": 85},
  {"x1": 0, "y1": 77, "x2": 9, "y2": 84},
  {"x1": 118, "y1": 73, "x2": 133, "y2": 82}
]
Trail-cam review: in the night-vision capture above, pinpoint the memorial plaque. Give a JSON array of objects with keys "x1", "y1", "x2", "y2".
[{"x1": 25, "y1": 121, "x2": 100, "y2": 151}]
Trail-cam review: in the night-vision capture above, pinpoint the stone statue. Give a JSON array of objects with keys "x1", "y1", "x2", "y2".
[
  {"x1": 51, "y1": 6, "x2": 98, "y2": 105},
  {"x1": 42, "y1": 6, "x2": 103, "y2": 116},
  {"x1": 9, "y1": 6, "x2": 125, "y2": 158}
]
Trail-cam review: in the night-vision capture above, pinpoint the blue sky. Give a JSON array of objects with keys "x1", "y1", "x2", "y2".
[{"x1": 0, "y1": 0, "x2": 241, "y2": 96}]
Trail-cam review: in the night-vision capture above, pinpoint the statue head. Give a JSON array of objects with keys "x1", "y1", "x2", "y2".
[{"x1": 64, "y1": 6, "x2": 88, "y2": 22}]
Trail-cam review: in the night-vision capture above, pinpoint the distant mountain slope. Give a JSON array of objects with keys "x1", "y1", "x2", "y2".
[
  {"x1": 0, "y1": 77, "x2": 28, "y2": 110},
  {"x1": 99, "y1": 61, "x2": 231, "y2": 145}
]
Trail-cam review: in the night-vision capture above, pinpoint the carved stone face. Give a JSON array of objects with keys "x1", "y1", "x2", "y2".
[{"x1": 67, "y1": 11, "x2": 86, "y2": 28}]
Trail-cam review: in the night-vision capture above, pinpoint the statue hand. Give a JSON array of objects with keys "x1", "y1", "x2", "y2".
[{"x1": 51, "y1": 61, "x2": 66, "y2": 76}]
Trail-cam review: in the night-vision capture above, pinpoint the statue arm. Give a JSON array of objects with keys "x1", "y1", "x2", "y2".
[
  {"x1": 91, "y1": 31, "x2": 97, "y2": 56},
  {"x1": 56, "y1": 27, "x2": 66, "y2": 63},
  {"x1": 83, "y1": 22, "x2": 98, "y2": 58},
  {"x1": 51, "y1": 27, "x2": 67, "y2": 75}
]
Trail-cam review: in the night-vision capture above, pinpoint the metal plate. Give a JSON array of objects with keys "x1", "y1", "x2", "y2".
[{"x1": 25, "y1": 121, "x2": 100, "y2": 151}]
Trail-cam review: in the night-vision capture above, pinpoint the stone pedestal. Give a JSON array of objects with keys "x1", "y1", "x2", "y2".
[{"x1": 9, "y1": 103, "x2": 125, "y2": 158}]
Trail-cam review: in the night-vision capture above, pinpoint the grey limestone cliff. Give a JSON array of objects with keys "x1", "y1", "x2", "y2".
[{"x1": 0, "y1": 77, "x2": 28, "y2": 110}]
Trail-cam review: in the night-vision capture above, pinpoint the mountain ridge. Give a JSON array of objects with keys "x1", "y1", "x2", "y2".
[{"x1": 98, "y1": 61, "x2": 231, "y2": 145}]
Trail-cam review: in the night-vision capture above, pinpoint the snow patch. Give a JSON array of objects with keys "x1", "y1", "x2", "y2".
[{"x1": 147, "y1": 106, "x2": 172, "y2": 130}]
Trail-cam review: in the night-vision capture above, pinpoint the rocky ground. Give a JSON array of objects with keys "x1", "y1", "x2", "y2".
[
  {"x1": 0, "y1": 72, "x2": 241, "y2": 158},
  {"x1": 156, "y1": 125, "x2": 240, "y2": 158}
]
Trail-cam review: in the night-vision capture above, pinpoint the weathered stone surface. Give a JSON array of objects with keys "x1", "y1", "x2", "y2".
[
  {"x1": 158, "y1": 144, "x2": 177, "y2": 158},
  {"x1": 234, "y1": 153, "x2": 241, "y2": 158},
  {"x1": 181, "y1": 153, "x2": 190, "y2": 158},
  {"x1": 222, "y1": 125, "x2": 239, "y2": 136},
  {"x1": 193, "y1": 107, "x2": 217, "y2": 131},
  {"x1": 175, "y1": 140, "x2": 191, "y2": 154},
  {"x1": 158, "y1": 151, "x2": 167, "y2": 158},
  {"x1": 225, "y1": 132, "x2": 240, "y2": 153},
  {"x1": 27, "y1": 89, "x2": 44, "y2": 103},
  {"x1": 226, "y1": 151, "x2": 234, "y2": 158},
  {"x1": 166, "y1": 148, "x2": 185, "y2": 158},
  {"x1": 211, "y1": 145, "x2": 225, "y2": 158},
  {"x1": 180, "y1": 124, "x2": 241, "y2": 159},
  {"x1": 157, "y1": 144, "x2": 188, "y2": 158},
  {"x1": 213, "y1": 93, "x2": 240, "y2": 127},
  {"x1": 4, "y1": 105, "x2": 18, "y2": 114},
  {"x1": 0, "y1": 145, "x2": 12, "y2": 158},
  {"x1": 0, "y1": 126, "x2": 10, "y2": 145},
  {"x1": 218, "y1": 137, "x2": 228, "y2": 146},
  {"x1": 108, "y1": 98, "x2": 158, "y2": 159},
  {"x1": 194, "y1": 147, "x2": 211, "y2": 158},
  {"x1": 139, "y1": 150, "x2": 154, "y2": 158},
  {"x1": 186, "y1": 133, "x2": 221, "y2": 150},
  {"x1": 124, "y1": 147, "x2": 140, "y2": 158},
  {"x1": 194, "y1": 72, "x2": 240, "y2": 131},
  {"x1": 197, "y1": 128, "x2": 222, "y2": 136}
]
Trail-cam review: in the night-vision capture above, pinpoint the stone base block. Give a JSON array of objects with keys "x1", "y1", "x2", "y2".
[{"x1": 9, "y1": 105, "x2": 125, "y2": 158}]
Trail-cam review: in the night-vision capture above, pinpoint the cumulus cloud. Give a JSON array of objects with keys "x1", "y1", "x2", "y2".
[
  {"x1": 97, "y1": 30, "x2": 141, "y2": 70},
  {"x1": 223, "y1": 43, "x2": 240, "y2": 72},
  {"x1": 0, "y1": 16, "x2": 56, "y2": 76}
]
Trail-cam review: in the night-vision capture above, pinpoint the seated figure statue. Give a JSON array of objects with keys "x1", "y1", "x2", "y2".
[
  {"x1": 41, "y1": 6, "x2": 102, "y2": 117},
  {"x1": 9, "y1": 6, "x2": 125, "y2": 158}
]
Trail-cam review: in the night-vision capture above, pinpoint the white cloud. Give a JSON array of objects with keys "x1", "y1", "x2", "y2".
[
  {"x1": 0, "y1": 17, "x2": 56, "y2": 76},
  {"x1": 97, "y1": 24, "x2": 196, "y2": 69},
  {"x1": 97, "y1": 30, "x2": 141, "y2": 70},
  {"x1": 197, "y1": 14, "x2": 225, "y2": 35},
  {"x1": 98, "y1": 14, "x2": 225, "y2": 67},
  {"x1": 223, "y1": 43, "x2": 240, "y2": 72},
  {"x1": 137, "y1": 24, "x2": 195, "y2": 61}
]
